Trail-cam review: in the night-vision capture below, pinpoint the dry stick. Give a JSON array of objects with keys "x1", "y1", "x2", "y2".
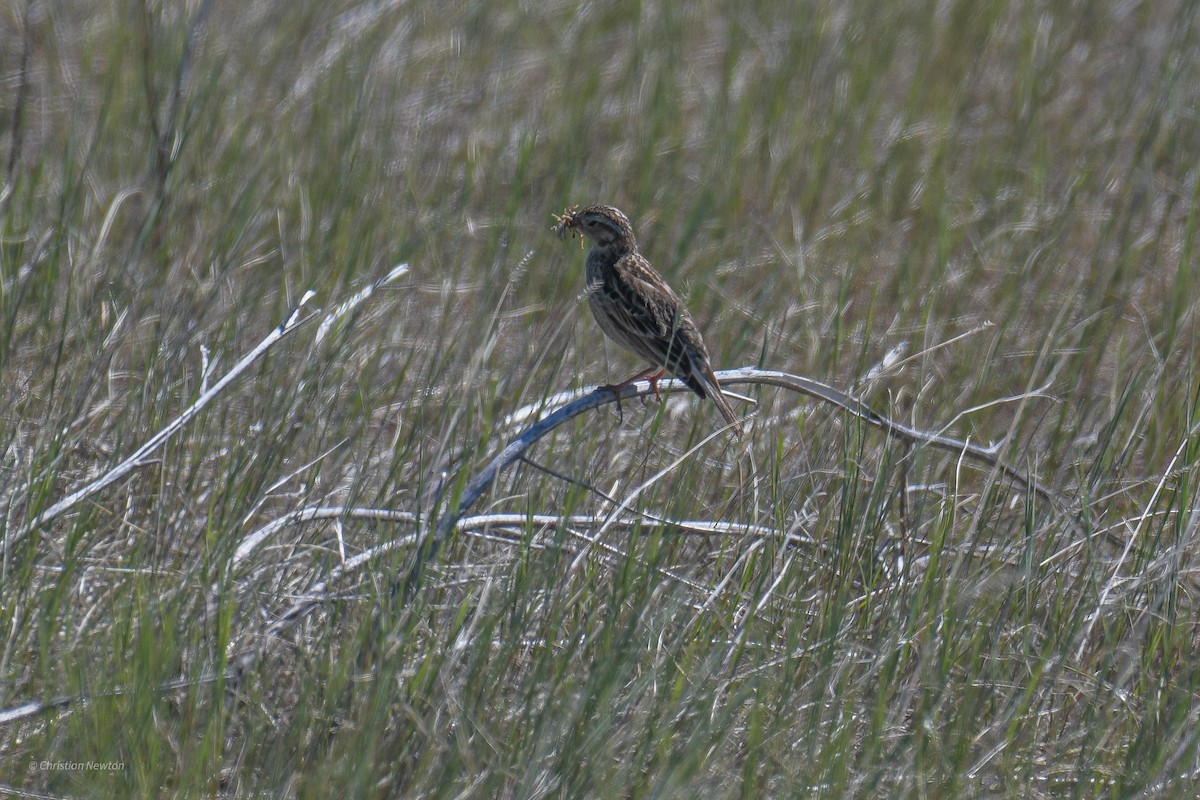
[
  {"x1": 233, "y1": 507, "x2": 419, "y2": 568},
  {"x1": 0, "y1": 267, "x2": 411, "y2": 724},
  {"x1": 230, "y1": 509, "x2": 797, "y2": 647},
  {"x1": 0, "y1": 368, "x2": 1058, "y2": 723},
  {"x1": 724, "y1": 368, "x2": 1069, "y2": 511},
  {"x1": 218, "y1": 505, "x2": 766, "y2": 692},
  {"x1": 7, "y1": 263, "x2": 410, "y2": 559},
  {"x1": 402, "y1": 386, "x2": 622, "y2": 595},
  {"x1": 6, "y1": 294, "x2": 315, "y2": 559},
  {"x1": 405, "y1": 367, "x2": 1075, "y2": 594},
  {"x1": 234, "y1": 508, "x2": 787, "y2": 571},
  {"x1": 0, "y1": 671, "x2": 226, "y2": 726}
]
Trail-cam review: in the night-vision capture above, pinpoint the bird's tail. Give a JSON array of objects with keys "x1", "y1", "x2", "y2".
[{"x1": 692, "y1": 365, "x2": 743, "y2": 436}]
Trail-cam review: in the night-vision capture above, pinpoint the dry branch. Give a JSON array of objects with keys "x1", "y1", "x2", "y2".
[
  {"x1": 6, "y1": 264, "x2": 410, "y2": 559},
  {"x1": 405, "y1": 367, "x2": 1075, "y2": 593}
]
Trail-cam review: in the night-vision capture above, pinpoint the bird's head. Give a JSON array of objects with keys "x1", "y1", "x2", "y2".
[{"x1": 553, "y1": 204, "x2": 637, "y2": 251}]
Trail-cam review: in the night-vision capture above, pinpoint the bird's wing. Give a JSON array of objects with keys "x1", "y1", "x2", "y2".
[
  {"x1": 609, "y1": 253, "x2": 726, "y2": 394},
  {"x1": 600, "y1": 253, "x2": 742, "y2": 434},
  {"x1": 593, "y1": 252, "x2": 681, "y2": 363},
  {"x1": 610, "y1": 253, "x2": 680, "y2": 336}
]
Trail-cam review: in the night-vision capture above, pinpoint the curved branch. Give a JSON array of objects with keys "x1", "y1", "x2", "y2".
[
  {"x1": 715, "y1": 368, "x2": 1066, "y2": 509},
  {"x1": 405, "y1": 367, "x2": 1074, "y2": 593}
]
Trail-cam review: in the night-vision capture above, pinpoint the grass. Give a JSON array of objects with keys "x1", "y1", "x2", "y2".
[{"x1": 3, "y1": 0, "x2": 1200, "y2": 796}]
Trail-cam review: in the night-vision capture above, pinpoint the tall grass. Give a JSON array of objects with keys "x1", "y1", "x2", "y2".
[{"x1": 3, "y1": 0, "x2": 1200, "y2": 796}]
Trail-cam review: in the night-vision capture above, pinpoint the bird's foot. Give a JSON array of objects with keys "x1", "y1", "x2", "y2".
[
  {"x1": 599, "y1": 368, "x2": 666, "y2": 419},
  {"x1": 598, "y1": 381, "x2": 628, "y2": 422}
]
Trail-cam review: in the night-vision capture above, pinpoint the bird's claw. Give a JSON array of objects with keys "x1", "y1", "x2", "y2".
[{"x1": 599, "y1": 382, "x2": 626, "y2": 422}]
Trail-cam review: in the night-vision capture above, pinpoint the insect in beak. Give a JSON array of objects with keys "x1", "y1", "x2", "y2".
[{"x1": 552, "y1": 205, "x2": 583, "y2": 248}]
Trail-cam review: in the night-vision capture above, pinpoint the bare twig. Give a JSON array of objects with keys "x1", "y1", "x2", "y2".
[
  {"x1": 6, "y1": 293, "x2": 316, "y2": 558},
  {"x1": 0, "y1": 669, "x2": 230, "y2": 726},
  {"x1": 0, "y1": 269, "x2": 415, "y2": 723},
  {"x1": 7, "y1": 264, "x2": 409, "y2": 560},
  {"x1": 233, "y1": 506, "x2": 418, "y2": 568},
  {"x1": 1, "y1": 354, "x2": 1065, "y2": 724},
  {"x1": 405, "y1": 367, "x2": 1074, "y2": 595}
]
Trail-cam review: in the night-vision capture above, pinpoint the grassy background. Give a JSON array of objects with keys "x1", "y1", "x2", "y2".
[{"x1": 3, "y1": 0, "x2": 1200, "y2": 796}]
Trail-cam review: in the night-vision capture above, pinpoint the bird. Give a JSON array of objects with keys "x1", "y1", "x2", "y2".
[{"x1": 553, "y1": 203, "x2": 742, "y2": 435}]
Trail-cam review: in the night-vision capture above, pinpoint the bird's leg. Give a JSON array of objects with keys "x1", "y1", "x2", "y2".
[
  {"x1": 635, "y1": 369, "x2": 666, "y2": 408},
  {"x1": 599, "y1": 366, "x2": 665, "y2": 418},
  {"x1": 643, "y1": 369, "x2": 665, "y2": 399}
]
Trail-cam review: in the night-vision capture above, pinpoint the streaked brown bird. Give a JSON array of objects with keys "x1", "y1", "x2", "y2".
[{"x1": 553, "y1": 204, "x2": 742, "y2": 435}]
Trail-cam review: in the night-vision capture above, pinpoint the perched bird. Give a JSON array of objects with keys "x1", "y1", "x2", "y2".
[{"x1": 553, "y1": 204, "x2": 741, "y2": 434}]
